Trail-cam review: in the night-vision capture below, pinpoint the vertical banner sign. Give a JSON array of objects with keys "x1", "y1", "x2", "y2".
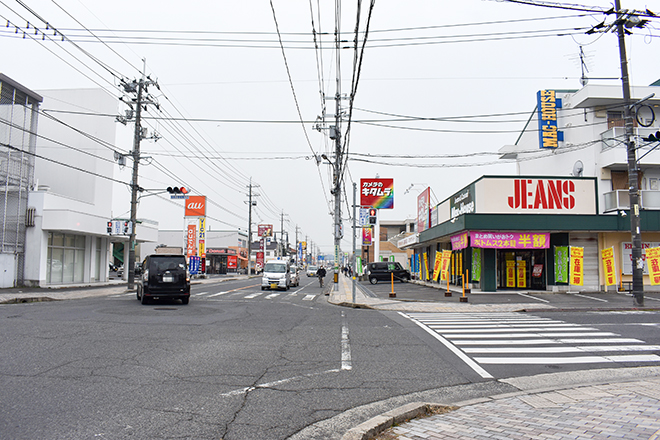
[
  {"x1": 472, "y1": 248, "x2": 482, "y2": 281},
  {"x1": 417, "y1": 187, "x2": 431, "y2": 233},
  {"x1": 517, "y1": 260, "x2": 527, "y2": 288},
  {"x1": 601, "y1": 247, "x2": 617, "y2": 286},
  {"x1": 256, "y1": 251, "x2": 264, "y2": 271},
  {"x1": 186, "y1": 224, "x2": 196, "y2": 258},
  {"x1": 646, "y1": 247, "x2": 660, "y2": 285},
  {"x1": 433, "y1": 252, "x2": 443, "y2": 281},
  {"x1": 537, "y1": 90, "x2": 563, "y2": 149},
  {"x1": 441, "y1": 249, "x2": 452, "y2": 281},
  {"x1": 362, "y1": 226, "x2": 373, "y2": 246},
  {"x1": 506, "y1": 260, "x2": 516, "y2": 287},
  {"x1": 423, "y1": 253, "x2": 429, "y2": 281},
  {"x1": 570, "y1": 246, "x2": 584, "y2": 286},
  {"x1": 189, "y1": 256, "x2": 200, "y2": 275},
  {"x1": 554, "y1": 246, "x2": 569, "y2": 283},
  {"x1": 198, "y1": 217, "x2": 206, "y2": 258},
  {"x1": 227, "y1": 255, "x2": 238, "y2": 270}
]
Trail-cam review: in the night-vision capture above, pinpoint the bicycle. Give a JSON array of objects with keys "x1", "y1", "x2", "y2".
[{"x1": 318, "y1": 275, "x2": 324, "y2": 288}]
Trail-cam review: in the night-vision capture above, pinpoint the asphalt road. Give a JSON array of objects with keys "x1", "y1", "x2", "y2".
[{"x1": 1, "y1": 276, "x2": 658, "y2": 440}]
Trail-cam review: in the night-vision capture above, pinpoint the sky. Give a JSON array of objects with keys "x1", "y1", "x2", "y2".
[{"x1": 1, "y1": 0, "x2": 658, "y2": 255}]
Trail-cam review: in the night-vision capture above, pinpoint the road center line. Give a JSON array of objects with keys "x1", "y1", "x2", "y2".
[{"x1": 341, "y1": 312, "x2": 352, "y2": 370}]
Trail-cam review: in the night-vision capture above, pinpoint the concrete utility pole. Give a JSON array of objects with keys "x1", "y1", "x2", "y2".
[
  {"x1": 614, "y1": 0, "x2": 644, "y2": 306},
  {"x1": 124, "y1": 59, "x2": 159, "y2": 290},
  {"x1": 331, "y1": 0, "x2": 342, "y2": 291},
  {"x1": 246, "y1": 178, "x2": 258, "y2": 275}
]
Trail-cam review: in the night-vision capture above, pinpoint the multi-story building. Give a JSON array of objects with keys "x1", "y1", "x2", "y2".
[
  {"x1": 401, "y1": 81, "x2": 660, "y2": 292},
  {"x1": 0, "y1": 74, "x2": 41, "y2": 287}
]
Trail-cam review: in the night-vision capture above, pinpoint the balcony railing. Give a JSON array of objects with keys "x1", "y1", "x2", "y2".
[{"x1": 603, "y1": 189, "x2": 660, "y2": 212}]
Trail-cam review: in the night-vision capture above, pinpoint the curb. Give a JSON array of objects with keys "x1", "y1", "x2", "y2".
[
  {"x1": 340, "y1": 366, "x2": 660, "y2": 440},
  {"x1": 341, "y1": 402, "x2": 457, "y2": 440}
]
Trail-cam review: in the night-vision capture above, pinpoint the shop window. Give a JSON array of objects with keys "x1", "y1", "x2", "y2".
[{"x1": 46, "y1": 232, "x2": 86, "y2": 284}]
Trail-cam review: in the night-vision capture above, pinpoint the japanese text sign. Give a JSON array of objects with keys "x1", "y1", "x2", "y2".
[
  {"x1": 601, "y1": 247, "x2": 617, "y2": 286},
  {"x1": 470, "y1": 232, "x2": 549, "y2": 249},
  {"x1": 451, "y1": 232, "x2": 469, "y2": 250},
  {"x1": 646, "y1": 247, "x2": 660, "y2": 285},
  {"x1": 570, "y1": 246, "x2": 584, "y2": 286},
  {"x1": 360, "y1": 178, "x2": 394, "y2": 209}
]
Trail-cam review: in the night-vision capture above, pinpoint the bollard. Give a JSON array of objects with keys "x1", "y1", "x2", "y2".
[
  {"x1": 445, "y1": 278, "x2": 452, "y2": 297},
  {"x1": 389, "y1": 272, "x2": 396, "y2": 297},
  {"x1": 460, "y1": 269, "x2": 469, "y2": 302}
]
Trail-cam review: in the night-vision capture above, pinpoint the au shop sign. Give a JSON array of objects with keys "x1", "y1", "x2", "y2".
[{"x1": 185, "y1": 196, "x2": 206, "y2": 217}]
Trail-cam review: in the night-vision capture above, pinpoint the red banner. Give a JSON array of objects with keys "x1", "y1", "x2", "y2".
[
  {"x1": 360, "y1": 178, "x2": 394, "y2": 209},
  {"x1": 186, "y1": 224, "x2": 197, "y2": 257},
  {"x1": 227, "y1": 255, "x2": 238, "y2": 269}
]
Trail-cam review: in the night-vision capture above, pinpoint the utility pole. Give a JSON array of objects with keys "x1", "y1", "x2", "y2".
[
  {"x1": 614, "y1": 0, "x2": 643, "y2": 306},
  {"x1": 332, "y1": 0, "x2": 343, "y2": 291},
  {"x1": 352, "y1": 182, "x2": 357, "y2": 303},
  {"x1": 122, "y1": 59, "x2": 159, "y2": 290},
  {"x1": 246, "y1": 178, "x2": 259, "y2": 275}
]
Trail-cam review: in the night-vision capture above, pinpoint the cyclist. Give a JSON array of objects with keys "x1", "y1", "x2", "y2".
[{"x1": 316, "y1": 265, "x2": 327, "y2": 288}]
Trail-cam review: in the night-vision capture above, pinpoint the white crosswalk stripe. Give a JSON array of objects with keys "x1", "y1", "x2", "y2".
[
  {"x1": 402, "y1": 312, "x2": 660, "y2": 368},
  {"x1": 188, "y1": 289, "x2": 320, "y2": 303}
]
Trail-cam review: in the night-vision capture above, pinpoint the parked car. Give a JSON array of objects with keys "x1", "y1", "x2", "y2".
[
  {"x1": 365, "y1": 262, "x2": 411, "y2": 284},
  {"x1": 306, "y1": 265, "x2": 318, "y2": 277},
  {"x1": 136, "y1": 254, "x2": 190, "y2": 305},
  {"x1": 289, "y1": 266, "x2": 300, "y2": 287}
]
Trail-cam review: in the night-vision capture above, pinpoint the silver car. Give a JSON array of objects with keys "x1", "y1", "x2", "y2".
[{"x1": 289, "y1": 267, "x2": 300, "y2": 287}]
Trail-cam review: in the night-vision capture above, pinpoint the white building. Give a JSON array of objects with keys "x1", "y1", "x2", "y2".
[{"x1": 0, "y1": 78, "x2": 158, "y2": 287}]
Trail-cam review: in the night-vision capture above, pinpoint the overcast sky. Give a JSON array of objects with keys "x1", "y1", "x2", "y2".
[{"x1": 1, "y1": 0, "x2": 658, "y2": 254}]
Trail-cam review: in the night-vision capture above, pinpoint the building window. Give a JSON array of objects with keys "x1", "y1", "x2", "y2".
[{"x1": 47, "y1": 232, "x2": 85, "y2": 284}]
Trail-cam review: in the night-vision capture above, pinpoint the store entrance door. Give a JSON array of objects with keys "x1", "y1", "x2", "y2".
[{"x1": 498, "y1": 250, "x2": 546, "y2": 290}]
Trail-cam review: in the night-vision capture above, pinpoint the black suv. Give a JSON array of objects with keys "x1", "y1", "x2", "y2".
[
  {"x1": 365, "y1": 262, "x2": 411, "y2": 284},
  {"x1": 136, "y1": 255, "x2": 190, "y2": 305}
]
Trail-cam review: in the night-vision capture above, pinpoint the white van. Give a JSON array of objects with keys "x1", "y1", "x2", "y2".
[{"x1": 261, "y1": 258, "x2": 291, "y2": 291}]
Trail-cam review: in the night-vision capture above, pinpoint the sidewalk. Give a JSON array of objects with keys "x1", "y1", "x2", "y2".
[
  {"x1": 344, "y1": 368, "x2": 660, "y2": 440},
  {"x1": 328, "y1": 274, "x2": 556, "y2": 313}
]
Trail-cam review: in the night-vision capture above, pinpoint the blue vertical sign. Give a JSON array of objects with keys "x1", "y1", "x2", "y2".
[
  {"x1": 189, "y1": 256, "x2": 200, "y2": 275},
  {"x1": 537, "y1": 90, "x2": 563, "y2": 149}
]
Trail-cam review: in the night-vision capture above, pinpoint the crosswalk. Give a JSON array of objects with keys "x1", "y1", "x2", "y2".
[
  {"x1": 403, "y1": 312, "x2": 660, "y2": 375},
  {"x1": 110, "y1": 290, "x2": 320, "y2": 303}
]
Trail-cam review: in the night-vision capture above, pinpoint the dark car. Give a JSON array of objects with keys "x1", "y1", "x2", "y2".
[
  {"x1": 365, "y1": 262, "x2": 411, "y2": 284},
  {"x1": 136, "y1": 254, "x2": 190, "y2": 305}
]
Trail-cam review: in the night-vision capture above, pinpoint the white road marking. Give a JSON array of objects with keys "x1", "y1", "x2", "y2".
[
  {"x1": 453, "y1": 338, "x2": 644, "y2": 345},
  {"x1": 265, "y1": 293, "x2": 280, "y2": 299},
  {"x1": 341, "y1": 312, "x2": 352, "y2": 371},
  {"x1": 218, "y1": 369, "x2": 341, "y2": 398},
  {"x1": 400, "y1": 312, "x2": 493, "y2": 379},
  {"x1": 516, "y1": 292, "x2": 550, "y2": 303},
  {"x1": 475, "y1": 354, "x2": 660, "y2": 364},
  {"x1": 208, "y1": 291, "x2": 228, "y2": 297},
  {"x1": 463, "y1": 345, "x2": 660, "y2": 354},
  {"x1": 302, "y1": 294, "x2": 317, "y2": 301},
  {"x1": 570, "y1": 292, "x2": 609, "y2": 303},
  {"x1": 446, "y1": 332, "x2": 618, "y2": 339},
  {"x1": 193, "y1": 291, "x2": 208, "y2": 296},
  {"x1": 244, "y1": 292, "x2": 263, "y2": 299}
]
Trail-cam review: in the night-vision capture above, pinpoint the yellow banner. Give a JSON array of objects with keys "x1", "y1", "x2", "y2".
[
  {"x1": 423, "y1": 253, "x2": 429, "y2": 281},
  {"x1": 441, "y1": 250, "x2": 452, "y2": 281},
  {"x1": 646, "y1": 247, "x2": 660, "y2": 285},
  {"x1": 601, "y1": 247, "x2": 617, "y2": 286},
  {"x1": 517, "y1": 260, "x2": 527, "y2": 288},
  {"x1": 506, "y1": 260, "x2": 516, "y2": 287},
  {"x1": 433, "y1": 252, "x2": 443, "y2": 281},
  {"x1": 570, "y1": 246, "x2": 584, "y2": 286}
]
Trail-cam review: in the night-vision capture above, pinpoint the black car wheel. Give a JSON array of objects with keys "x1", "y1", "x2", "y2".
[
  {"x1": 141, "y1": 292, "x2": 149, "y2": 305},
  {"x1": 181, "y1": 297, "x2": 189, "y2": 305},
  {"x1": 369, "y1": 276, "x2": 378, "y2": 285}
]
